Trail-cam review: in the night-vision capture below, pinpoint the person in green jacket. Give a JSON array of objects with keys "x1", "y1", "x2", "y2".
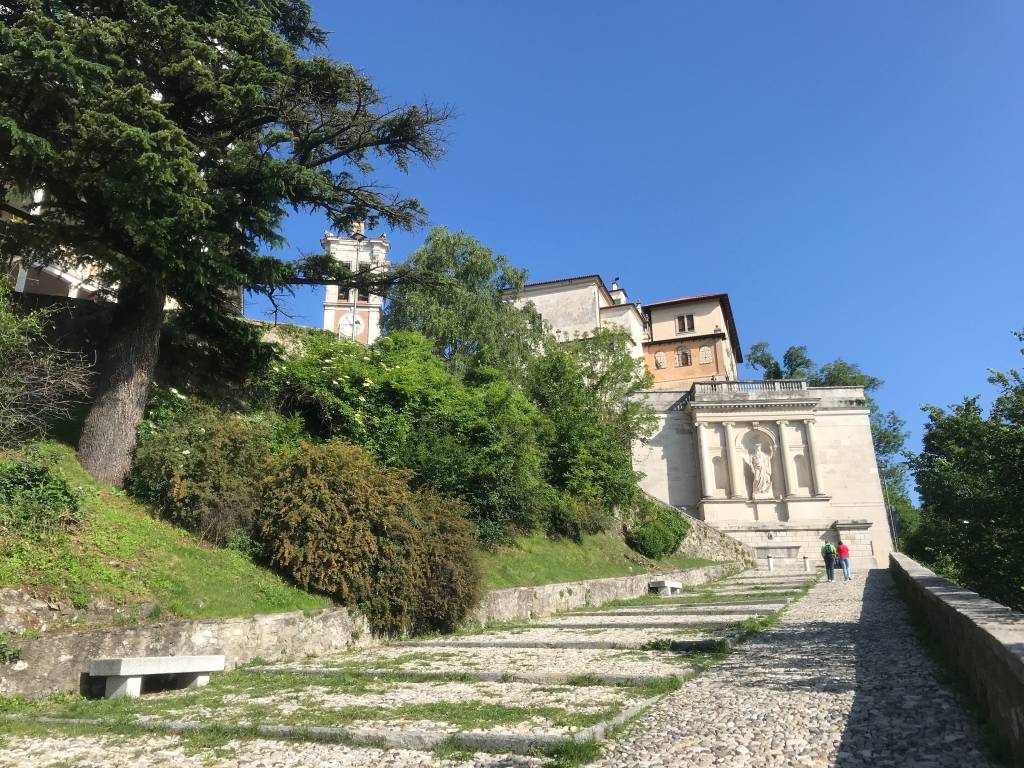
[{"x1": 821, "y1": 541, "x2": 837, "y2": 582}]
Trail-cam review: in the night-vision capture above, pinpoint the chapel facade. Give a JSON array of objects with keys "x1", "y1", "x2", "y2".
[{"x1": 515, "y1": 274, "x2": 893, "y2": 570}]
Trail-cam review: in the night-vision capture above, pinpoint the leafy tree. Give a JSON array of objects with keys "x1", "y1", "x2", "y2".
[
  {"x1": 747, "y1": 341, "x2": 914, "y2": 538},
  {"x1": 382, "y1": 227, "x2": 544, "y2": 378},
  {"x1": 911, "y1": 337, "x2": 1024, "y2": 610},
  {"x1": 0, "y1": 287, "x2": 90, "y2": 447},
  {"x1": 526, "y1": 329, "x2": 654, "y2": 512},
  {"x1": 0, "y1": 1, "x2": 447, "y2": 484},
  {"x1": 271, "y1": 330, "x2": 552, "y2": 545}
]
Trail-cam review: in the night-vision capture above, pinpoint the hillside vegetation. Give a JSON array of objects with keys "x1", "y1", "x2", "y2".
[
  {"x1": 478, "y1": 532, "x2": 715, "y2": 590},
  {"x1": 1, "y1": 442, "x2": 330, "y2": 620}
]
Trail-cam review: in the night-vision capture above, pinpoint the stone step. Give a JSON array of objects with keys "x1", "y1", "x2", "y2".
[
  {"x1": 407, "y1": 636, "x2": 727, "y2": 652},
  {"x1": 268, "y1": 645, "x2": 697, "y2": 680},
  {"x1": 572, "y1": 604, "x2": 784, "y2": 617}
]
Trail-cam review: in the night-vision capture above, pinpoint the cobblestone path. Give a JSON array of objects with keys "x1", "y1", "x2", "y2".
[
  {"x1": 594, "y1": 569, "x2": 994, "y2": 768},
  {"x1": 0, "y1": 569, "x2": 995, "y2": 767}
]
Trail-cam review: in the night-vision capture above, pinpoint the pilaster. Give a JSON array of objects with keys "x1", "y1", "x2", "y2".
[
  {"x1": 776, "y1": 420, "x2": 798, "y2": 497},
  {"x1": 722, "y1": 421, "x2": 745, "y2": 499},
  {"x1": 803, "y1": 418, "x2": 825, "y2": 496},
  {"x1": 695, "y1": 422, "x2": 715, "y2": 499}
]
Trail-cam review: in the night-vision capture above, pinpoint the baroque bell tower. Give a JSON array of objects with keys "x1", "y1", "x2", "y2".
[{"x1": 321, "y1": 222, "x2": 391, "y2": 345}]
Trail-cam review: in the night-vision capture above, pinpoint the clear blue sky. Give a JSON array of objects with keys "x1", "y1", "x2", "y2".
[{"x1": 247, "y1": 1, "x2": 1024, "y2": 472}]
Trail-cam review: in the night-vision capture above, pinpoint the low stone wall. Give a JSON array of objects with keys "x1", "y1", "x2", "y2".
[
  {"x1": 889, "y1": 553, "x2": 1024, "y2": 762},
  {"x1": 470, "y1": 562, "x2": 741, "y2": 625},
  {"x1": 0, "y1": 607, "x2": 373, "y2": 698},
  {"x1": 675, "y1": 513, "x2": 757, "y2": 567},
  {"x1": 2, "y1": 562, "x2": 743, "y2": 697}
]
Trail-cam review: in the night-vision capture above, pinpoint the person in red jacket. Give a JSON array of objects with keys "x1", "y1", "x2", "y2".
[{"x1": 837, "y1": 540, "x2": 852, "y2": 581}]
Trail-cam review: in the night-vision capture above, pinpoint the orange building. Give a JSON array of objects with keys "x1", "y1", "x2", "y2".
[{"x1": 641, "y1": 293, "x2": 742, "y2": 388}]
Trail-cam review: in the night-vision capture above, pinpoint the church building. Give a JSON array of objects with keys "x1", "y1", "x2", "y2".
[
  {"x1": 514, "y1": 274, "x2": 893, "y2": 570},
  {"x1": 320, "y1": 224, "x2": 390, "y2": 344}
]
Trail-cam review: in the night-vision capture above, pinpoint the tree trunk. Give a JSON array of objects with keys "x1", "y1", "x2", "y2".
[{"x1": 78, "y1": 280, "x2": 166, "y2": 486}]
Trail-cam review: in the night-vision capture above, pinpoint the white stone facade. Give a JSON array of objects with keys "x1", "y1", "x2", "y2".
[
  {"x1": 321, "y1": 225, "x2": 390, "y2": 345},
  {"x1": 635, "y1": 381, "x2": 892, "y2": 568},
  {"x1": 511, "y1": 275, "x2": 645, "y2": 359}
]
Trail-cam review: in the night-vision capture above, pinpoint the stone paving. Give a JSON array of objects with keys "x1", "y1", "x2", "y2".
[
  {"x1": 593, "y1": 569, "x2": 996, "y2": 768},
  {"x1": 0, "y1": 569, "x2": 998, "y2": 767}
]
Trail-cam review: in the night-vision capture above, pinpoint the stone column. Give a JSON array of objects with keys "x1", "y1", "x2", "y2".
[
  {"x1": 776, "y1": 420, "x2": 798, "y2": 497},
  {"x1": 695, "y1": 422, "x2": 715, "y2": 499},
  {"x1": 722, "y1": 422, "x2": 745, "y2": 498},
  {"x1": 803, "y1": 419, "x2": 825, "y2": 496}
]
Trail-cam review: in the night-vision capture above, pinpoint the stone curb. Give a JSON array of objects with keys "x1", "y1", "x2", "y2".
[
  {"x1": 405, "y1": 638, "x2": 730, "y2": 651},
  {"x1": 246, "y1": 665, "x2": 687, "y2": 686},
  {"x1": 4, "y1": 696, "x2": 663, "y2": 755}
]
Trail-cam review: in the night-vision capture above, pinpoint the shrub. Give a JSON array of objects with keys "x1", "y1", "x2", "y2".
[
  {"x1": 260, "y1": 441, "x2": 480, "y2": 635},
  {"x1": 131, "y1": 409, "x2": 302, "y2": 546},
  {"x1": 272, "y1": 332, "x2": 552, "y2": 545},
  {"x1": 547, "y1": 493, "x2": 614, "y2": 543},
  {"x1": 407, "y1": 489, "x2": 481, "y2": 635},
  {"x1": 625, "y1": 498, "x2": 689, "y2": 560},
  {"x1": 0, "y1": 456, "x2": 81, "y2": 537},
  {"x1": 0, "y1": 287, "x2": 91, "y2": 448}
]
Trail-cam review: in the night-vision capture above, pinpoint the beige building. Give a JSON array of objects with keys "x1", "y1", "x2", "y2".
[
  {"x1": 509, "y1": 273, "x2": 893, "y2": 569},
  {"x1": 642, "y1": 294, "x2": 741, "y2": 388},
  {"x1": 512, "y1": 275, "x2": 646, "y2": 359},
  {"x1": 634, "y1": 382, "x2": 892, "y2": 568},
  {"x1": 321, "y1": 224, "x2": 391, "y2": 345}
]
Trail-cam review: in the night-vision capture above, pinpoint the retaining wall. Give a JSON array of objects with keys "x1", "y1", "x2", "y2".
[
  {"x1": 470, "y1": 561, "x2": 741, "y2": 625},
  {"x1": 2, "y1": 561, "x2": 743, "y2": 697},
  {"x1": 0, "y1": 607, "x2": 373, "y2": 698},
  {"x1": 674, "y1": 513, "x2": 757, "y2": 567},
  {"x1": 889, "y1": 553, "x2": 1024, "y2": 764}
]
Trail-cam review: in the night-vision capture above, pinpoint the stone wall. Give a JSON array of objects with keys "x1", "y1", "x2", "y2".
[
  {"x1": 470, "y1": 562, "x2": 741, "y2": 625},
  {"x1": 2, "y1": 562, "x2": 744, "y2": 697},
  {"x1": 889, "y1": 554, "x2": 1024, "y2": 762},
  {"x1": 674, "y1": 512, "x2": 757, "y2": 567},
  {"x1": 0, "y1": 607, "x2": 373, "y2": 698}
]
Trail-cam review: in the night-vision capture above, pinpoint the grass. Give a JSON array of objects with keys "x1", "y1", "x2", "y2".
[
  {"x1": 0, "y1": 442, "x2": 331, "y2": 623},
  {"x1": 478, "y1": 531, "x2": 718, "y2": 590},
  {"x1": 2, "y1": 667, "x2": 633, "y2": 734}
]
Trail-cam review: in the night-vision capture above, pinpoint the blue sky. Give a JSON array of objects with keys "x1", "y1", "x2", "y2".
[{"x1": 247, "y1": 1, "x2": 1024, "y2": 474}]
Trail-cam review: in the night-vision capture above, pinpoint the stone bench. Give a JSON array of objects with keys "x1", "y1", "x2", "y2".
[
  {"x1": 89, "y1": 655, "x2": 226, "y2": 699},
  {"x1": 649, "y1": 579, "x2": 683, "y2": 596}
]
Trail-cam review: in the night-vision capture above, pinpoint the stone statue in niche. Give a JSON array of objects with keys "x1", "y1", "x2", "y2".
[
  {"x1": 748, "y1": 443, "x2": 773, "y2": 496},
  {"x1": 654, "y1": 351, "x2": 666, "y2": 369}
]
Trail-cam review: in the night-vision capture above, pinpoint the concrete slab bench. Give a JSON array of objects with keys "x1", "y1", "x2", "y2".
[
  {"x1": 89, "y1": 655, "x2": 225, "y2": 699},
  {"x1": 649, "y1": 579, "x2": 683, "y2": 596}
]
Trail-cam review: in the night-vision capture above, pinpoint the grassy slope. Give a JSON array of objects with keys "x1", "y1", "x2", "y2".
[
  {"x1": 478, "y1": 531, "x2": 717, "y2": 590},
  {"x1": 1, "y1": 442, "x2": 331, "y2": 620}
]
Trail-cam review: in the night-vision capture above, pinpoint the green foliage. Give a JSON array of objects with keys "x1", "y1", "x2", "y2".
[
  {"x1": 0, "y1": 634, "x2": 20, "y2": 664},
  {"x1": 0, "y1": 0, "x2": 448, "y2": 482},
  {"x1": 547, "y1": 493, "x2": 614, "y2": 542},
  {"x1": 0, "y1": 453, "x2": 81, "y2": 537},
  {"x1": 910, "y1": 334, "x2": 1024, "y2": 610},
  {"x1": 131, "y1": 407, "x2": 302, "y2": 546},
  {"x1": 1, "y1": 442, "x2": 330, "y2": 619},
  {"x1": 260, "y1": 441, "x2": 480, "y2": 635},
  {"x1": 273, "y1": 331, "x2": 552, "y2": 544},
  {"x1": 382, "y1": 227, "x2": 545, "y2": 377},
  {"x1": 0, "y1": 287, "x2": 90, "y2": 448},
  {"x1": 526, "y1": 330, "x2": 654, "y2": 513},
  {"x1": 624, "y1": 498, "x2": 690, "y2": 560}
]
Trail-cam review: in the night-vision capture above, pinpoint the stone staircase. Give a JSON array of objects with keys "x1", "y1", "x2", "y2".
[{"x1": 3, "y1": 571, "x2": 817, "y2": 765}]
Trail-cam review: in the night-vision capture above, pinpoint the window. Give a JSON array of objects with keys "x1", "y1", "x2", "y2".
[
  {"x1": 357, "y1": 288, "x2": 370, "y2": 302},
  {"x1": 674, "y1": 348, "x2": 691, "y2": 367},
  {"x1": 676, "y1": 314, "x2": 695, "y2": 333},
  {"x1": 699, "y1": 345, "x2": 713, "y2": 364},
  {"x1": 654, "y1": 351, "x2": 667, "y2": 369}
]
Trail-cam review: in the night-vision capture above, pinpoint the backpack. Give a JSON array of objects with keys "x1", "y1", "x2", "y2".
[{"x1": 821, "y1": 542, "x2": 836, "y2": 558}]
